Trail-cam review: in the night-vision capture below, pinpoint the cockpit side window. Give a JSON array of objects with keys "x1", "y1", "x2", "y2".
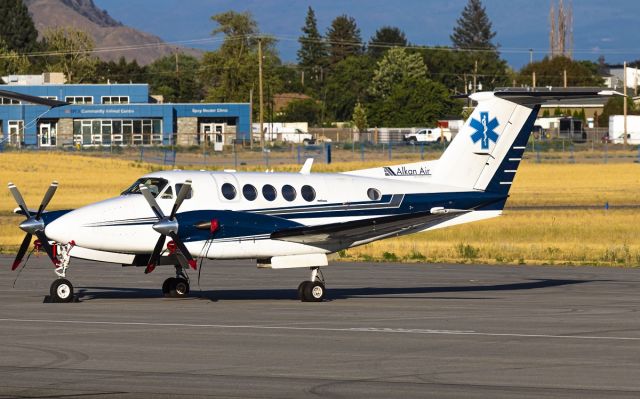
[
  {"x1": 175, "y1": 183, "x2": 194, "y2": 199},
  {"x1": 121, "y1": 178, "x2": 169, "y2": 198},
  {"x1": 161, "y1": 186, "x2": 173, "y2": 199}
]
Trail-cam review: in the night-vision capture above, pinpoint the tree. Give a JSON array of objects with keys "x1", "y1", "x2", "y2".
[
  {"x1": 367, "y1": 48, "x2": 461, "y2": 126},
  {"x1": 369, "y1": 48, "x2": 426, "y2": 97},
  {"x1": 352, "y1": 102, "x2": 368, "y2": 132},
  {"x1": 276, "y1": 99, "x2": 322, "y2": 126},
  {"x1": 326, "y1": 15, "x2": 363, "y2": 66},
  {"x1": 598, "y1": 96, "x2": 639, "y2": 127},
  {"x1": 41, "y1": 27, "x2": 98, "y2": 83},
  {"x1": 297, "y1": 6, "x2": 327, "y2": 88},
  {"x1": 323, "y1": 55, "x2": 375, "y2": 121},
  {"x1": 0, "y1": 0, "x2": 39, "y2": 53},
  {"x1": 0, "y1": 39, "x2": 30, "y2": 76},
  {"x1": 516, "y1": 56, "x2": 604, "y2": 87},
  {"x1": 368, "y1": 26, "x2": 408, "y2": 59},
  {"x1": 200, "y1": 11, "x2": 283, "y2": 103},
  {"x1": 450, "y1": 0, "x2": 496, "y2": 49},
  {"x1": 95, "y1": 57, "x2": 147, "y2": 84},
  {"x1": 147, "y1": 54, "x2": 203, "y2": 103}
]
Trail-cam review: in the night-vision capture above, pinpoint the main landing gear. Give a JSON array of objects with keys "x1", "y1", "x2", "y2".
[
  {"x1": 162, "y1": 265, "x2": 190, "y2": 298},
  {"x1": 298, "y1": 267, "x2": 326, "y2": 302}
]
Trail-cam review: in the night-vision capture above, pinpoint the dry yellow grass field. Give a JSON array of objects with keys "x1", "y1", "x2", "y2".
[{"x1": 1, "y1": 152, "x2": 638, "y2": 266}]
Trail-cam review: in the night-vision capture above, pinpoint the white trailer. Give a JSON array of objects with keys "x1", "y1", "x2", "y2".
[{"x1": 608, "y1": 115, "x2": 640, "y2": 144}]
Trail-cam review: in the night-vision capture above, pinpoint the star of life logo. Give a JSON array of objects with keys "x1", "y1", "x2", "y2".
[{"x1": 470, "y1": 111, "x2": 499, "y2": 150}]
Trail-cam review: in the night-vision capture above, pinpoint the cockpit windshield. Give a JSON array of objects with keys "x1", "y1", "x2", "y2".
[{"x1": 121, "y1": 178, "x2": 169, "y2": 197}]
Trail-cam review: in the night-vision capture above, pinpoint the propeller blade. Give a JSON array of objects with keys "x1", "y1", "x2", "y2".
[
  {"x1": 169, "y1": 180, "x2": 192, "y2": 220},
  {"x1": 139, "y1": 184, "x2": 165, "y2": 219},
  {"x1": 36, "y1": 181, "x2": 58, "y2": 220},
  {"x1": 8, "y1": 183, "x2": 29, "y2": 217},
  {"x1": 34, "y1": 231, "x2": 59, "y2": 266},
  {"x1": 168, "y1": 232, "x2": 197, "y2": 270},
  {"x1": 145, "y1": 234, "x2": 166, "y2": 274},
  {"x1": 11, "y1": 233, "x2": 33, "y2": 270}
]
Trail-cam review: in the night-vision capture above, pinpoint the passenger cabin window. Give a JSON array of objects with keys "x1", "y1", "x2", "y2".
[
  {"x1": 262, "y1": 184, "x2": 277, "y2": 201},
  {"x1": 221, "y1": 183, "x2": 236, "y2": 200},
  {"x1": 301, "y1": 185, "x2": 316, "y2": 202},
  {"x1": 282, "y1": 185, "x2": 296, "y2": 201},
  {"x1": 121, "y1": 177, "x2": 169, "y2": 198},
  {"x1": 175, "y1": 183, "x2": 193, "y2": 199},
  {"x1": 367, "y1": 188, "x2": 381, "y2": 201},
  {"x1": 243, "y1": 184, "x2": 257, "y2": 201}
]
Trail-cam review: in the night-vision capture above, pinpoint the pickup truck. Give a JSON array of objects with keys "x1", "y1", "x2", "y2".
[{"x1": 404, "y1": 128, "x2": 451, "y2": 144}]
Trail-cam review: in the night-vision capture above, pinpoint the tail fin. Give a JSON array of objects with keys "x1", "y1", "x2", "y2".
[{"x1": 432, "y1": 89, "x2": 618, "y2": 194}]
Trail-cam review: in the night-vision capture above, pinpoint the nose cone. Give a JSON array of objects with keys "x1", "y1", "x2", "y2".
[{"x1": 45, "y1": 214, "x2": 74, "y2": 245}]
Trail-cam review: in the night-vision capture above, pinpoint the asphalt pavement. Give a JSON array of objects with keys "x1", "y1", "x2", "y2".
[{"x1": 1, "y1": 255, "x2": 640, "y2": 398}]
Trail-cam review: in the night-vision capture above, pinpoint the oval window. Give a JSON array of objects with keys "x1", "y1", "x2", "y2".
[
  {"x1": 262, "y1": 184, "x2": 277, "y2": 201},
  {"x1": 367, "y1": 188, "x2": 381, "y2": 201},
  {"x1": 243, "y1": 184, "x2": 257, "y2": 201},
  {"x1": 282, "y1": 185, "x2": 296, "y2": 201},
  {"x1": 301, "y1": 185, "x2": 316, "y2": 202},
  {"x1": 221, "y1": 183, "x2": 236, "y2": 200}
]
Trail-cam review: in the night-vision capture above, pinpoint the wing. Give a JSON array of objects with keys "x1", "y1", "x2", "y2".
[{"x1": 271, "y1": 210, "x2": 468, "y2": 251}]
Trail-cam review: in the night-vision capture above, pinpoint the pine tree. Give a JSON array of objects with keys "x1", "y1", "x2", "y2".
[
  {"x1": 368, "y1": 26, "x2": 408, "y2": 59},
  {"x1": 0, "y1": 0, "x2": 39, "y2": 53},
  {"x1": 326, "y1": 15, "x2": 363, "y2": 66},
  {"x1": 297, "y1": 7, "x2": 327, "y2": 69},
  {"x1": 450, "y1": 0, "x2": 496, "y2": 49}
]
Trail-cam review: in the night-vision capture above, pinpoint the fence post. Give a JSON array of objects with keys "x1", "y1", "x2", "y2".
[
  {"x1": 361, "y1": 143, "x2": 365, "y2": 162},
  {"x1": 604, "y1": 142, "x2": 608, "y2": 164},
  {"x1": 388, "y1": 142, "x2": 392, "y2": 160},
  {"x1": 264, "y1": 149, "x2": 270, "y2": 169},
  {"x1": 297, "y1": 145, "x2": 301, "y2": 164},
  {"x1": 420, "y1": 142, "x2": 425, "y2": 160},
  {"x1": 536, "y1": 147, "x2": 541, "y2": 163},
  {"x1": 234, "y1": 148, "x2": 238, "y2": 169},
  {"x1": 139, "y1": 147, "x2": 143, "y2": 163},
  {"x1": 326, "y1": 143, "x2": 332, "y2": 164},
  {"x1": 637, "y1": 146, "x2": 640, "y2": 163},
  {"x1": 569, "y1": 144, "x2": 575, "y2": 163}
]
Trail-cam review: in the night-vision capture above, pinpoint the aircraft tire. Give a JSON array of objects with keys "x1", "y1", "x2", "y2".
[
  {"x1": 297, "y1": 281, "x2": 309, "y2": 300},
  {"x1": 162, "y1": 278, "x2": 176, "y2": 297},
  {"x1": 302, "y1": 281, "x2": 325, "y2": 302},
  {"x1": 170, "y1": 278, "x2": 190, "y2": 298},
  {"x1": 50, "y1": 279, "x2": 74, "y2": 303}
]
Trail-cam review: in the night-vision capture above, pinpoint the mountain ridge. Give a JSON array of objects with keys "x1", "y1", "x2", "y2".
[{"x1": 24, "y1": 0, "x2": 198, "y2": 65}]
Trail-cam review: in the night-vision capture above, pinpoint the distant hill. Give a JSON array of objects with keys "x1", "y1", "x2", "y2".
[{"x1": 25, "y1": 0, "x2": 199, "y2": 65}]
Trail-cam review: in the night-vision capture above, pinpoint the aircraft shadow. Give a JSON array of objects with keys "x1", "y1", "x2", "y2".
[{"x1": 72, "y1": 279, "x2": 591, "y2": 302}]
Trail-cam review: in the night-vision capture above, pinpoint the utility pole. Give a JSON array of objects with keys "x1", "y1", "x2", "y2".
[
  {"x1": 473, "y1": 60, "x2": 478, "y2": 93},
  {"x1": 529, "y1": 48, "x2": 533, "y2": 64},
  {"x1": 532, "y1": 71, "x2": 536, "y2": 88},
  {"x1": 623, "y1": 61, "x2": 628, "y2": 147},
  {"x1": 563, "y1": 69, "x2": 567, "y2": 88},
  {"x1": 258, "y1": 37, "x2": 264, "y2": 149}
]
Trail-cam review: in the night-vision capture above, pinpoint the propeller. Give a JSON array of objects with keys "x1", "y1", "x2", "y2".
[
  {"x1": 139, "y1": 180, "x2": 196, "y2": 274},
  {"x1": 8, "y1": 181, "x2": 59, "y2": 270}
]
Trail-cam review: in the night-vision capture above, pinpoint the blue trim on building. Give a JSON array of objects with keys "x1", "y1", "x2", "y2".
[{"x1": 0, "y1": 84, "x2": 250, "y2": 146}]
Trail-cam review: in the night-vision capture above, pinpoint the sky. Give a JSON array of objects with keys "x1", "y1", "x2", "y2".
[{"x1": 93, "y1": 0, "x2": 640, "y2": 69}]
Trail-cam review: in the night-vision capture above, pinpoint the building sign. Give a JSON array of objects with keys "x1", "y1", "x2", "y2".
[
  {"x1": 78, "y1": 108, "x2": 136, "y2": 115},
  {"x1": 190, "y1": 107, "x2": 229, "y2": 114}
]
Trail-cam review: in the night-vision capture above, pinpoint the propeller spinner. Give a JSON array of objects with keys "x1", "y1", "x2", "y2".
[
  {"x1": 8, "y1": 181, "x2": 60, "y2": 270},
  {"x1": 139, "y1": 180, "x2": 196, "y2": 274}
]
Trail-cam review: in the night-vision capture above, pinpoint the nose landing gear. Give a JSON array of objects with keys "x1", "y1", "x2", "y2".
[
  {"x1": 162, "y1": 265, "x2": 190, "y2": 298},
  {"x1": 298, "y1": 267, "x2": 326, "y2": 302}
]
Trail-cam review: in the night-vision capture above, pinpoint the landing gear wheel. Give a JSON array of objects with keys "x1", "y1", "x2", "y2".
[
  {"x1": 170, "y1": 278, "x2": 190, "y2": 298},
  {"x1": 297, "y1": 281, "x2": 308, "y2": 300},
  {"x1": 162, "y1": 277, "x2": 176, "y2": 297},
  {"x1": 299, "y1": 281, "x2": 325, "y2": 302},
  {"x1": 50, "y1": 278, "x2": 74, "y2": 303}
]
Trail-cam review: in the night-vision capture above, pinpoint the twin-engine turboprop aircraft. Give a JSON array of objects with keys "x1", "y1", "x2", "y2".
[{"x1": 7, "y1": 88, "x2": 617, "y2": 302}]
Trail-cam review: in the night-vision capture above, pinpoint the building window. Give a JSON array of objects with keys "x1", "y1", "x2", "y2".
[
  {"x1": 282, "y1": 185, "x2": 296, "y2": 202},
  {"x1": 301, "y1": 185, "x2": 316, "y2": 202},
  {"x1": 102, "y1": 96, "x2": 130, "y2": 105},
  {"x1": 221, "y1": 183, "x2": 237, "y2": 200},
  {"x1": 72, "y1": 118, "x2": 162, "y2": 146},
  {"x1": 65, "y1": 96, "x2": 93, "y2": 104},
  {"x1": 243, "y1": 184, "x2": 257, "y2": 201},
  {"x1": 0, "y1": 97, "x2": 20, "y2": 105},
  {"x1": 262, "y1": 184, "x2": 277, "y2": 201}
]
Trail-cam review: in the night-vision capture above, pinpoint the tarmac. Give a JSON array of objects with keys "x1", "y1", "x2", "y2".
[{"x1": 1, "y1": 255, "x2": 640, "y2": 398}]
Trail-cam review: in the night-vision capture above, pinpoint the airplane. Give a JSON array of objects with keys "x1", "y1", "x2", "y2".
[{"x1": 6, "y1": 88, "x2": 617, "y2": 303}]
